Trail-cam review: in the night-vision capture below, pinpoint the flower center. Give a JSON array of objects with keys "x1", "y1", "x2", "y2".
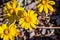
[
  {"x1": 25, "y1": 16, "x2": 31, "y2": 23},
  {"x1": 42, "y1": 0, "x2": 47, "y2": 5},
  {"x1": 4, "y1": 29, "x2": 9, "y2": 35},
  {"x1": 10, "y1": 8, "x2": 15, "y2": 15}
]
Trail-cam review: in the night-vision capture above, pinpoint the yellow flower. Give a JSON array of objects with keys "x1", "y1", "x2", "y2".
[
  {"x1": 19, "y1": 10, "x2": 38, "y2": 30},
  {"x1": 3, "y1": 0, "x2": 24, "y2": 16},
  {"x1": 0, "y1": 23, "x2": 18, "y2": 40},
  {"x1": 37, "y1": 0, "x2": 55, "y2": 14}
]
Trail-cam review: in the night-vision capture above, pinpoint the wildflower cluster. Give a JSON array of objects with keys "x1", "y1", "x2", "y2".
[{"x1": 1, "y1": 0, "x2": 55, "y2": 40}]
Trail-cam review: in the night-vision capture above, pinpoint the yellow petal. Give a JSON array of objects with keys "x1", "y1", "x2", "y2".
[
  {"x1": 9, "y1": 24, "x2": 17, "y2": 36},
  {"x1": 25, "y1": 23, "x2": 30, "y2": 30},
  {"x1": 31, "y1": 14, "x2": 37, "y2": 21},
  {"x1": 37, "y1": 4, "x2": 42, "y2": 8},
  {"x1": 17, "y1": 2, "x2": 20, "y2": 8},
  {"x1": 25, "y1": 26, "x2": 28, "y2": 30},
  {"x1": 3, "y1": 7, "x2": 7, "y2": 13},
  {"x1": 30, "y1": 10, "x2": 35, "y2": 16},
  {"x1": 23, "y1": 10, "x2": 27, "y2": 16},
  {"x1": 19, "y1": 18, "x2": 24, "y2": 25},
  {"x1": 4, "y1": 7, "x2": 7, "y2": 11},
  {"x1": 9, "y1": 36, "x2": 14, "y2": 40},
  {"x1": 10, "y1": 28, "x2": 17, "y2": 36},
  {"x1": 44, "y1": 5, "x2": 48, "y2": 14},
  {"x1": 28, "y1": 26, "x2": 32, "y2": 31},
  {"x1": 28, "y1": 10, "x2": 35, "y2": 15},
  {"x1": 9, "y1": 23, "x2": 17, "y2": 29},
  {"x1": 19, "y1": 20, "x2": 24, "y2": 25},
  {"x1": 1, "y1": 34, "x2": 4, "y2": 38},
  {"x1": 21, "y1": 22, "x2": 25, "y2": 28},
  {"x1": 7, "y1": 13, "x2": 11, "y2": 16},
  {"x1": 2, "y1": 24, "x2": 7, "y2": 30},
  {"x1": 31, "y1": 23, "x2": 36, "y2": 29},
  {"x1": 12, "y1": 1, "x2": 16, "y2": 9},
  {"x1": 32, "y1": 20, "x2": 38, "y2": 24},
  {"x1": 6, "y1": 2, "x2": 12, "y2": 9},
  {"x1": 47, "y1": 4, "x2": 54, "y2": 12},
  {"x1": 28, "y1": 10, "x2": 31, "y2": 15},
  {"x1": 39, "y1": 5, "x2": 43, "y2": 13},
  {"x1": 0, "y1": 27, "x2": 3, "y2": 34},
  {"x1": 3, "y1": 35, "x2": 9, "y2": 40},
  {"x1": 48, "y1": 1, "x2": 55, "y2": 5},
  {"x1": 34, "y1": 13, "x2": 38, "y2": 17}
]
